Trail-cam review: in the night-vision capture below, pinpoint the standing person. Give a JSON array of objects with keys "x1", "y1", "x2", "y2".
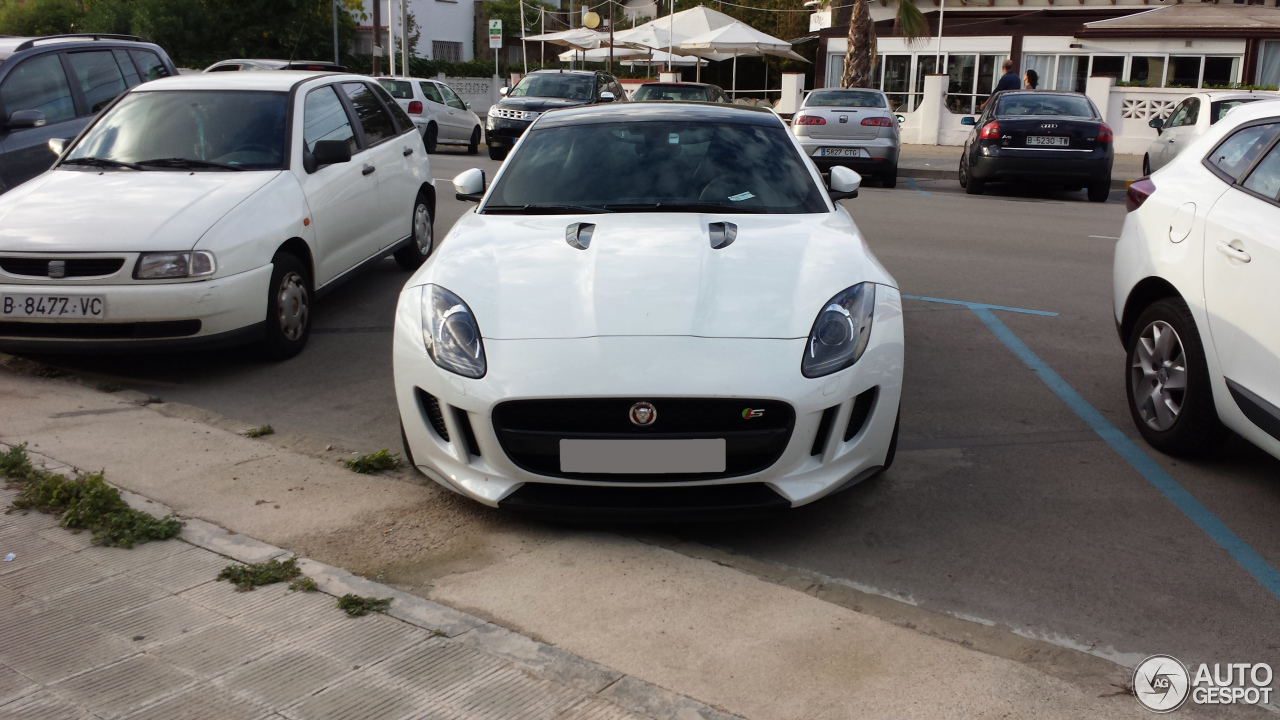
[
  {"x1": 980, "y1": 59, "x2": 1021, "y2": 110},
  {"x1": 1024, "y1": 69, "x2": 1039, "y2": 89}
]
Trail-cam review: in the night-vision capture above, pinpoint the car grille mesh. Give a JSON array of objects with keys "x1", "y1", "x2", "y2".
[
  {"x1": 416, "y1": 389, "x2": 450, "y2": 442},
  {"x1": 844, "y1": 387, "x2": 878, "y2": 442},
  {"x1": 491, "y1": 108, "x2": 540, "y2": 121},
  {"x1": 0, "y1": 257, "x2": 125, "y2": 278}
]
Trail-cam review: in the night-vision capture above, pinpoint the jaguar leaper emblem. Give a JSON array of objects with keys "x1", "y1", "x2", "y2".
[{"x1": 629, "y1": 401, "x2": 657, "y2": 426}]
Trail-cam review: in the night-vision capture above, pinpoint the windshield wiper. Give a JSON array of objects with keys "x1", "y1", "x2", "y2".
[
  {"x1": 602, "y1": 202, "x2": 749, "y2": 213},
  {"x1": 136, "y1": 157, "x2": 244, "y2": 171},
  {"x1": 61, "y1": 157, "x2": 145, "y2": 171},
  {"x1": 484, "y1": 204, "x2": 613, "y2": 215}
]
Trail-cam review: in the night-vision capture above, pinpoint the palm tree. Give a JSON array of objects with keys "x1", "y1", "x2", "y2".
[{"x1": 841, "y1": 0, "x2": 926, "y2": 89}]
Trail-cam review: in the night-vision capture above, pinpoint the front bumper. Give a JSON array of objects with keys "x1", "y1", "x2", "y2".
[
  {"x1": 0, "y1": 264, "x2": 272, "y2": 352},
  {"x1": 970, "y1": 145, "x2": 1113, "y2": 183},
  {"x1": 797, "y1": 136, "x2": 899, "y2": 172},
  {"x1": 393, "y1": 285, "x2": 904, "y2": 514},
  {"x1": 485, "y1": 117, "x2": 533, "y2": 148}
]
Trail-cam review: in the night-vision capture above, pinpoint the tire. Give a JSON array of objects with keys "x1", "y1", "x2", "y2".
[
  {"x1": 1142, "y1": 153, "x2": 1151, "y2": 177},
  {"x1": 467, "y1": 127, "x2": 481, "y2": 155},
  {"x1": 1087, "y1": 179, "x2": 1110, "y2": 203},
  {"x1": 423, "y1": 124, "x2": 438, "y2": 154},
  {"x1": 881, "y1": 164, "x2": 898, "y2": 189},
  {"x1": 1125, "y1": 298, "x2": 1225, "y2": 456},
  {"x1": 393, "y1": 193, "x2": 434, "y2": 271},
  {"x1": 488, "y1": 145, "x2": 507, "y2": 162},
  {"x1": 259, "y1": 251, "x2": 311, "y2": 361},
  {"x1": 960, "y1": 152, "x2": 984, "y2": 195}
]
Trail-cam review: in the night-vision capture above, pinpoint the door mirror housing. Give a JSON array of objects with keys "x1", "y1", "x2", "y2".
[
  {"x1": 6, "y1": 109, "x2": 47, "y2": 130},
  {"x1": 960, "y1": 116, "x2": 976, "y2": 126},
  {"x1": 454, "y1": 167, "x2": 486, "y2": 202},
  {"x1": 47, "y1": 137, "x2": 67, "y2": 156},
  {"x1": 599, "y1": 91, "x2": 615, "y2": 103},
  {"x1": 1149, "y1": 116, "x2": 1164, "y2": 133},
  {"x1": 895, "y1": 113, "x2": 906, "y2": 124},
  {"x1": 499, "y1": 86, "x2": 509, "y2": 96},
  {"x1": 828, "y1": 166, "x2": 861, "y2": 201}
]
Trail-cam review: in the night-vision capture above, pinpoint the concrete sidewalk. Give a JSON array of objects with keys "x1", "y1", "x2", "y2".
[{"x1": 897, "y1": 144, "x2": 1145, "y2": 189}]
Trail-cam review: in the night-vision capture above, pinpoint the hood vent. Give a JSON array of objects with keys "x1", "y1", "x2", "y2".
[
  {"x1": 709, "y1": 222, "x2": 737, "y2": 250},
  {"x1": 565, "y1": 222, "x2": 595, "y2": 250}
]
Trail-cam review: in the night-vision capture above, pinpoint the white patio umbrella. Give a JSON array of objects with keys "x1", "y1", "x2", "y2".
[
  {"x1": 613, "y1": 5, "x2": 740, "y2": 69},
  {"x1": 523, "y1": 27, "x2": 610, "y2": 66},
  {"x1": 679, "y1": 21, "x2": 808, "y2": 92},
  {"x1": 558, "y1": 47, "x2": 706, "y2": 66}
]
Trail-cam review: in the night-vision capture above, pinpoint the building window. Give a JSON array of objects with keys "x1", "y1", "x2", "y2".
[
  {"x1": 1204, "y1": 57, "x2": 1242, "y2": 87},
  {"x1": 882, "y1": 54, "x2": 910, "y2": 112},
  {"x1": 1091, "y1": 56, "x2": 1124, "y2": 81},
  {"x1": 433, "y1": 41, "x2": 462, "y2": 62},
  {"x1": 1261, "y1": 42, "x2": 1280, "y2": 89},
  {"x1": 1165, "y1": 56, "x2": 1202, "y2": 88}
]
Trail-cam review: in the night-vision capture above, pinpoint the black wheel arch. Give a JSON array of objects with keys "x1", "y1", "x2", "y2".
[
  {"x1": 418, "y1": 182, "x2": 436, "y2": 219},
  {"x1": 275, "y1": 237, "x2": 314, "y2": 290},
  {"x1": 1120, "y1": 276, "x2": 1183, "y2": 347}
]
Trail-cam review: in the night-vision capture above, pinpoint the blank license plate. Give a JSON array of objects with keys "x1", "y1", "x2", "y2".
[
  {"x1": 2, "y1": 294, "x2": 105, "y2": 319},
  {"x1": 820, "y1": 147, "x2": 868, "y2": 158},
  {"x1": 1027, "y1": 136, "x2": 1070, "y2": 147},
  {"x1": 560, "y1": 439, "x2": 726, "y2": 474}
]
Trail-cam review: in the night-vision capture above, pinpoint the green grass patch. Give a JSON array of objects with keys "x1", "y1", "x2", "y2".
[
  {"x1": 344, "y1": 449, "x2": 400, "y2": 474},
  {"x1": 217, "y1": 557, "x2": 302, "y2": 591},
  {"x1": 244, "y1": 425, "x2": 275, "y2": 438},
  {"x1": 289, "y1": 576, "x2": 318, "y2": 592},
  {"x1": 336, "y1": 593, "x2": 392, "y2": 617},
  {"x1": 3, "y1": 443, "x2": 181, "y2": 548}
]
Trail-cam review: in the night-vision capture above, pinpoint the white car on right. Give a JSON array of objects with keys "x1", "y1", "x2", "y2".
[
  {"x1": 1115, "y1": 99, "x2": 1280, "y2": 460},
  {"x1": 377, "y1": 76, "x2": 483, "y2": 155},
  {"x1": 1142, "y1": 90, "x2": 1279, "y2": 175}
]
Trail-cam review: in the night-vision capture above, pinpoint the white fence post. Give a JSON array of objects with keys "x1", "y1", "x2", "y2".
[
  {"x1": 777, "y1": 72, "x2": 804, "y2": 116},
  {"x1": 918, "y1": 74, "x2": 946, "y2": 146},
  {"x1": 1086, "y1": 75, "x2": 1115, "y2": 125}
]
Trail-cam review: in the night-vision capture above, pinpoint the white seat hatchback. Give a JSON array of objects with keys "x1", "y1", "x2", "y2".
[
  {"x1": 377, "y1": 76, "x2": 483, "y2": 155},
  {"x1": 0, "y1": 71, "x2": 435, "y2": 358}
]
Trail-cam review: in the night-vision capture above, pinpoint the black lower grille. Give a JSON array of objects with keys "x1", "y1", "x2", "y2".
[
  {"x1": 498, "y1": 482, "x2": 791, "y2": 521},
  {"x1": 416, "y1": 388, "x2": 449, "y2": 441},
  {"x1": 0, "y1": 257, "x2": 125, "y2": 277},
  {"x1": 492, "y1": 398, "x2": 795, "y2": 481},
  {"x1": 453, "y1": 407, "x2": 481, "y2": 457},
  {"x1": 844, "y1": 387, "x2": 878, "y2": 441},
  {"x1": 0, "y1": 320, "x2": 200, "y2": 339},
  {"x1": 811, "y1": 405, "x2": 839, "y2": 456}
]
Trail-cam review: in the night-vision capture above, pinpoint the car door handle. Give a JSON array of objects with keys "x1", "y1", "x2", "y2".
[
  {"x1": 362, "y1": 165, "x2": 376, "y2": 176},
  {"x1": 403, "y1": 148, "x2": 413, "y2": 156},
  {"x1": 1216, "y1": 241, "x2": 1251, "y2": 263}
]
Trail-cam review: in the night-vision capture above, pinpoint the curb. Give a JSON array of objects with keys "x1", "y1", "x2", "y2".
[{"x1": 2, "y1": 442, "x2": 745, "y2": 720}]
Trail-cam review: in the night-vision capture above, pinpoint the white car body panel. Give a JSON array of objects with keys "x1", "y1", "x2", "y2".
[{"x1": 1144, "y1": 91, "x2": 1280, "y2": 173}]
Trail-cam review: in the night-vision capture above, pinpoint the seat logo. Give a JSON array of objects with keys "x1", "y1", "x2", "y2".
[
  {"x1": 839, "y1": 115, "x2": 848, "y2": 123},
  {"x1": 742, "y1": 408, "x2": 765, "y2": 419},
  {"x1": 47, "y1": 260, "x2": 65, "y2": 278},
  {"x1": 629, "y1": 402, "x2": 657, "y2": 426}
]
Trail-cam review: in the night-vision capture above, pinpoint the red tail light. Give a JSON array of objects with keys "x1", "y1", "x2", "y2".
[
  {"x1": 408, "y1": 101, "x2": 423, "y2": 115},
  {"x1": 794, "y1": 115, "x2": 825, "y2": 126},
  {"x1": 861, "y1": 116, "x2": 893, "y2": 127},
  {"x1": 1096, "y1": 123, "x2": 1113, "y2": 143},
  {"x1": 979, "y1": 121, "x2": 1000, "y2": 140},
  {"x1": 1126, "y1": 177, "x2": 1155, "y2": 213}
]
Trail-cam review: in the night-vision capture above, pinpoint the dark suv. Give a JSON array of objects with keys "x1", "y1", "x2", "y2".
[
  {"x1": 486, "y1": 69, "x2": 627, "y2": 160},
  {"x1": 0, "y1": 33, "x2": 177, "y2": 194}
]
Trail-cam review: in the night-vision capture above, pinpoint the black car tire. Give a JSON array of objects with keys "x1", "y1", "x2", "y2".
[
  {"x1": 960, "y1": 153, "x2": 984, "y2": 195},
  {"x1": 468, "y1": 127, "x2": 481, "y2": 155},
  {"x1": 394, "y1": 193, "x2": 434, "y2": 270},
  {"x1": 488, "y1": 145, "x2": 507, "y2": 161},
  {"x1": 1087, "y1": 179, "x2": 1110, "y2": 203},
  {"x1": 1142, "y1": 154, "x2": 1151, "y2": 177},
  {"x1": 424, "y1": 124, "x2": 438, "y2": 154},
  {"x1": 881, "y1": 164, "x2": 898, "y2": 189},
  {"x1": 259, "y1": 251, "x2": 311, "y2": 361},
  {"x1": 1125, "y1": 298, "x2": 1225, "y2": 456}
]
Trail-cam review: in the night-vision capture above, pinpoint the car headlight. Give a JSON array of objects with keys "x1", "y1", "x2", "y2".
[
  {"x1": 802, "y1": 283, "x2": 876, "y2": 378},
  {"x1": 422, "y1": 284, "x2": 486, "y2": 378},
  {"x1": 133, "y1": 251, "x2": 216, "y2": 280},
  {"x1": 487, "y1": 105, "x2": 501, "y2": 118}
]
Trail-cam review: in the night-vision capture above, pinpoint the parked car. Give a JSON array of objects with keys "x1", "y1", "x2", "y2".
[
  {"x1": 377, "y1": 76, "x2": 482, "y2": 154},
  {"x1": 1114, "y1": 98, "x2": 1280, "y2": 460},
  {"x1": 486, "y1": 69, "x2": 628, "y2": 161},
  {"x1": 1143, "y1": 90, "x2": 1277, "y2": 175},
  {"x1": 791, "y1": 88, "x2": 900, "y2": 188},
  {"x1": 205, "y1": 59, "x2": 346, "y2": 72},
  {"x1": 632, "y1": 81, "x2": 730, "y2": 103},
  {"x1": 0, "y1": 33, "x2": 177, "y2": 194},
  {"x1": 394, "y1": 102, "x2": 903, "y2": 518},
  {"x1": 959, "y1": 90, "x2": 1113, "y2": 202},
  {"x1": 0, "y1": 71, "x2": 434, "y2": 358}
]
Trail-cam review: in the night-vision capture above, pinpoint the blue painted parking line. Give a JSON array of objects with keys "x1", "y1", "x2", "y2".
[
  {"x1": 906, "y1": 294, "x2": 1280, "y2": 604},
  {"x1": 906, "y1": 178, "x2": 931, "y2": 196}
]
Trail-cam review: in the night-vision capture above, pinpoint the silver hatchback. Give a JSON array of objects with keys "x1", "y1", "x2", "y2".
[{"x1": 792, "y1": 88, "x2": 900, "y2": 188}]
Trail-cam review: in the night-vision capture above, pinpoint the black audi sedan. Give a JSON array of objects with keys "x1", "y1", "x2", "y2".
[
  {"x1": 486, "y1": 69, "x2": 627, "y2": 160},
  {"x1": 958, "y1": 90, "x2": 1114, "y2": 202}
]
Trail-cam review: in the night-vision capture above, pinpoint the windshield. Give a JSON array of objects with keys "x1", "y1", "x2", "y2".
[
  {"x1": 633, "y1": 85, "x2": 710, "y2": 102},
  {"x1": 67, "y1": 90, "x2": 288, "y2": 170},
  {"x1": 486, "y1": 120, "x2": 828, "y2": 214},
  {"x1": 995, "y1": 93, "x2": 1095, "y2": 118},
  {"x1": 378, "y1": 80, "x2": 413, "y2": 99},
  {"x1": 1212, "y1": 98, "x2": 1262, "y2": 125},
  {"x1": 806, "y1": 90, "x2": 885, "y2": 108},
  {"x1": 508, "y1": 73, "x2": 594, "y2": 101}
]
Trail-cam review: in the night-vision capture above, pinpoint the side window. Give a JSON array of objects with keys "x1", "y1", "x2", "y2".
[
  {"x1": 0, "y1": 53, "x2": 75, "y2": 125},
  {"x1": 613, "y1": 81, "x2": 627, "y2": 100},
  {"x1": 1183, "y1": 98, "x2": 1200, "y2": 126},
  {"x1": 1207, "y1": 122, "x2": 1280, "y2": 182},
  {"x1": 207, "y1": 64, "x2": 241, "y2": 72},
  {"x1": 341, "y1": 82, "x2": 396, "y2": 145},
  {"x1": 371, "y1": 82, "x2": 413, "y2": 131},
  {"x1": 303, "y1": 85, "x2": 358, "y2": 154},
  {"x1": 67, "y1": 51, "x2": 127, "y2": 114},
  {"x1": 1164, "y1": 100, "x2": 1189, "y2": 129},
  {"x1": 128, "y1": 50, "x2": 170, "y2": 81},
  {"x1": 1242, "y1": 143, "x2": 1280, "y2": 201},
  {"x1": 112, "y1": 49, "x2": 141, "y2": 87},
  {"x1": 420, "y1": 82, "x2": 444, "y2": 104},
  {"x1": 440, "y1": 84, "x2": 466, "y2": 111}
]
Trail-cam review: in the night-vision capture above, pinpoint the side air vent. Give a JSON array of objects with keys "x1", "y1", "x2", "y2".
[
  {"x1": 811, "y1": 405, "x2": 840, "y2": 457},
  {"x1": 565, "y1": 222, "x2": 595, "y2": 250},
  {"x1": 844, "y1": 387, "x2": 879, "y2": 442},
  {"x1": 452, "y1": 407, "x2": 481, "y2": 457},
  {"x1": 416, "y1": 388, "x2": 450, "y2": 441}
]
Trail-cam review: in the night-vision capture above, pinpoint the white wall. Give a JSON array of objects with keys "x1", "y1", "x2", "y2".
[{"x1": 360, "y1": 0, "x2": 476, "y2": 62}]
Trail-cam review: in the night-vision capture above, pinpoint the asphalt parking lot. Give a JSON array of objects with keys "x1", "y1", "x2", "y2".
[{"x1": 30, "y1": 147, "x2": 1280, "y2": 679}]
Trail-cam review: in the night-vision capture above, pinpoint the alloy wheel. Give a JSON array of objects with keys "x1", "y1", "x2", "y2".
[
  {"x1": 276, "y1": 271, "x2": 309, "y2": 342},
  {"x1": 1130, "y1": 320, "x2": 1188, "y2": 431},
  {"x1": 414, "y1": 203, "x2": 433, "y2": 256}
]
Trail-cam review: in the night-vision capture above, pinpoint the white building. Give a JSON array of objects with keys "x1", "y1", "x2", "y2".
[{"x1": 357, "y1": 0, "x2": 476, "y2": 62}]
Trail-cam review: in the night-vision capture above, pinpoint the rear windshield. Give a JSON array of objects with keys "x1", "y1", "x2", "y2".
[
  {"x1": 1211, "y1": 98, "x2": 1262, "y2": 125},
  {"x1": 487, "y1": 120, "x2": 828, "y2": 214},
  {"x1": 633, "y1": 85, "x2": 709, "y2": 102},
  {"x1": 996, "y1": 93, "x2": 1095, "y2": 118},
  {"x1": 378, "y1": 79, "x2": 413, "y2": 99},
  {"x1": 806, "y1": 90, "x2": 885, "y2": 108}
]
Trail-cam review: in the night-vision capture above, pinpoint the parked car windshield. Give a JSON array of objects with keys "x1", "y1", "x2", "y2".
[
  {"x1": 995, "y1": 93, "x2": 1095, "y2": 118},
  {"x1": 66, "y1": 90, "x2": 288, "y2": 170},
  {"x1": 1211, "y1": 98, "x2": 1262, "y2": 125},
  {"x1": 633, "y1": 85, "x2": 710, "y2": 102},
  {"x1": 508, "y1": 74, "x2": 594, "y2": 101},
  {"x1": 805, "y1": 90, "x2": 885, "y2": 108},
  {"x1": 486, "y1": 120, "x2": 829, "y2": 214}
]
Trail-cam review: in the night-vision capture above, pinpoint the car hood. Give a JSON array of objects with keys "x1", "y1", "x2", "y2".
[
  {"x1": 414, "y1": 211, "x2": 894, "y2": 340},
  {"x1": 0, "y1": 169, "x2": 281, "y2": 253},
  {"x1": 497, "y1": 96, "x2": 590, "y2": 113}
]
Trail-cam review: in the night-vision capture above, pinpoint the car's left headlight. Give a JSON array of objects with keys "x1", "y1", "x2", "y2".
[
  {"x1": 802, "y1": 282, "x2": 876, "y2": 378},
  {"x1": 133, "y1": 251, "x2": 216, "y2": 280},
  {"x1": 422, "y1": 284, "x2": 486, "y2": 378}
]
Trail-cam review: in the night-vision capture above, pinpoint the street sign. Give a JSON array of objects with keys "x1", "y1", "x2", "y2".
[{"x1": 489, "y1": 19, "x2": 502, "y2": 49}]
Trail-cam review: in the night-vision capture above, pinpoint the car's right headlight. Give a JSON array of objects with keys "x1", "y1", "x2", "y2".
[
  {"x1": 133, "y1": 251, "x2": 216, "y2": 280},
  {"x1": 487, "y1": 105, "x2": 501, "y2": 118},
  {"x1": 422, "y1": 284, "x2": 486, "y2": 378},
  {"x1": 802, "y1": 283, "x2": 876, "y2": 378}
]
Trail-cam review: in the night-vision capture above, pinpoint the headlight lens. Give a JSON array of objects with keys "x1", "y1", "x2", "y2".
[
  {"x1": 422, "y1": 284, "x2": 486, "y2": 378},
  {"x1": 802, "y1": 283, "x2": 876, "y2": 378},
  {"x1": 487, "y1": 105, "x2": 500, "y2": 117},
  {"x1": 133, "y1": 251, "x2": 216, "y2": 280}
]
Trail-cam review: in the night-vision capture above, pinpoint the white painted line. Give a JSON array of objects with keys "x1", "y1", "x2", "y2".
[{"x1": 1089, "y1": 235, "x2": 1120, "y2": 240}]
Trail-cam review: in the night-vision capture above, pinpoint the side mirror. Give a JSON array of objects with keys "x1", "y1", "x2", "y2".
[
  {"x1": 1149, "y1": 117, "x2": 1164, "y2": 133},
  {"x1": 960, "y1": 116, "x2": 976, "y2": 126},
  {"x1": 499, "y1": 86, "x2": 509, "y2": 96},
  {"x1": 454, "y1": 167, "x2": 486, "y2": 202},
  {"x1": 828, "y1": 165, "x2": 861, "y2": 201},
  {"x1": 599, "y1": 91, "x2": 615, "y2": 103},
  {"x1": 895, "y1": 114, "x2": 906, "y2": 124},
  {"x1": 47, "y1": 137, "x2": 67, "y2": 156},
  {"x1": 312, "y1": 140, "x2": 352, "y2": 167},
  {"x1": 6, "y1": 109, "x2": 46, "y2": 130},
  {"x1": 465, "y1": 101, "x2": 471, "y2": 109}
]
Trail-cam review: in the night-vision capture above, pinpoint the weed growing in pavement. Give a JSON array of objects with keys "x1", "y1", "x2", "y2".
[
  {"x1": 96, "y1": 382, "x2": 123, "y2": 393},
  {"x1": 344, "y1": 449, "x2": 400, "y2": 474},
  {"x1": 289, "y1": 576, "x2": 319, "y2": 592},
  {"x1": 217, "y1": 557, "x2": 302, "y2": 591},
  {"x1": 336, "y1": 593, "x2": 392, "y2": 617},
  {"x1": 244, "y1": 425, "x2": 275, "y2": 438},
  {"x1": 2, "y1": 444, "x2": 182, "y2": 548}
]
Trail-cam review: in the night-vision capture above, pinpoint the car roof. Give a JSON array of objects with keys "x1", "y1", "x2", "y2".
[
  {"x1": 527, "y1": 69, "x2": 596, "y2": 77},
  {"x1": 538, "y1": 101, "x2": 777, "y2": 128},
  {"x1": 134, "y1": 71, "x2": 351, "y2": 92},
  {"x1": 997, "y1": 89, "x2": 1085, "y2": 96},
  {"x1": 0, "y1": 34, "x2": 159, "y2": 62},
  {"x1": 381, "y1": 76, "x2": 435, "y2": 83},
  {"x1": 1197, "y1": 90, "x2": 1280, "y2": 101},
  {"x1": 639, "y1": 82, "x2": 716, "y2": 88}
]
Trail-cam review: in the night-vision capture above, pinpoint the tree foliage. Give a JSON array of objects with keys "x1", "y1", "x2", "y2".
[{"x1": 843, "y1": 0, "x2": 925, "y2": 89}]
